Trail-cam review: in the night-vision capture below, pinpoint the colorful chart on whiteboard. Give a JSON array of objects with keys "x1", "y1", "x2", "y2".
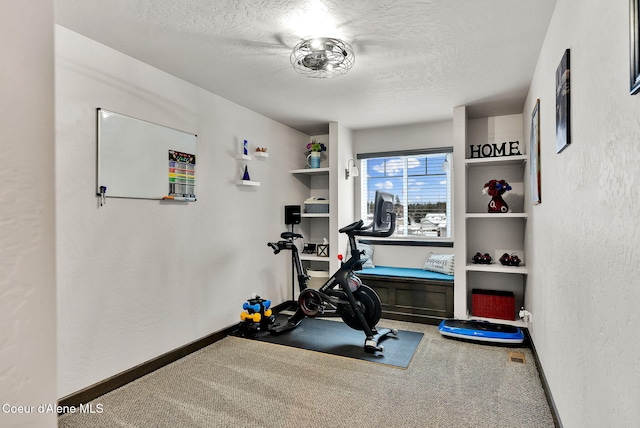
[{"x1": 168, "y1": 150, "x2": 196, "y2": 201}]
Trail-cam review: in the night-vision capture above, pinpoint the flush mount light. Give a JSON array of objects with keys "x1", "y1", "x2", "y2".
[{"x1": 290, "y1": 37, "x2": 355, "y2": 78}]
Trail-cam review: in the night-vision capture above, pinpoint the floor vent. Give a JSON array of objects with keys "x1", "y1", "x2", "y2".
[{"x1": 508, "y1": 351, "x2": 526, "y2": 364}]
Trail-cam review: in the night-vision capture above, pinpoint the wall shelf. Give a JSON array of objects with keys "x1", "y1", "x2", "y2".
[
  {"x1": 235, "y1": 154, "x2": 251, "y2": 161},
  {"x1": 465, "y1": 263, "x2": 528, "y2": 274},
  {"x1": 235, "y1": 180, "x2": 260, "y2": 187},
  {"x1": 290, "y1": 167, "x2": 330, "y2": 175},
  {"x1": 300, "y1": 254, "x2": 331, "y2": 262},
  {"x1": 467, "y1": 315, "x2": 527, "y2": 328},
  {"x1": 466, "y1": 213, "x2": 528, "y2": 219},
  {"x1": 301, "y1": 213, "x2": 330, "y2": 218},
  {"x1": 465, "y1": 154, "x2": 527, "y2": 168},
  {"x1": 254, "y1": 151, "x2": 269, "y2": 158}
]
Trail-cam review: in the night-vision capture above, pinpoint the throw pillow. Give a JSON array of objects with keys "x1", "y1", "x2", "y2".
[
  {"x1": 349, "y1": 242, "x2": 375, "y2": 269},
  {"x1": 423, "y1": 252, "x2": 454, "y2": 275}
]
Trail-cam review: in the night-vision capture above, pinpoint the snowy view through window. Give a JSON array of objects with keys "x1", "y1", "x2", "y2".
[{"x1": 360, "y1": 153, "x2": 451, "y2": 239}]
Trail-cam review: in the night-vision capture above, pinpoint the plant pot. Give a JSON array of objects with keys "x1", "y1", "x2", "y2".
[{"x1": 306, "y1": 151, "x2": 321, "y2": 168}]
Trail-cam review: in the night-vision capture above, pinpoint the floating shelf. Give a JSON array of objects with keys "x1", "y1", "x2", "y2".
[
  {"x1": 236, "y1": 180, "x2": 260, "y2": 187},
  {"x1": 235, "y1": 154, "x2": 251, "y2": 161},
  {"x1": 254, "y1": 151, "x2": 269, "y2": 158}
]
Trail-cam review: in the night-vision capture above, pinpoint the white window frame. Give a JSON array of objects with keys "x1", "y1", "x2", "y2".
[{"x1": 358, "y1": 148, "x2": 453, "y2": 242}]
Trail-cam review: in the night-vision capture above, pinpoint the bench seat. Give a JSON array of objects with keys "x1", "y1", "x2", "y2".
[{"x1": 356, "y1": 266, "x2": 454, "y2": 325}]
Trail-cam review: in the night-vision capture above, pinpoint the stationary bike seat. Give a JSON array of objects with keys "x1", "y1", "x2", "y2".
[{"x1": 281, "y1": 232, "x2": 303, "y2": 240}]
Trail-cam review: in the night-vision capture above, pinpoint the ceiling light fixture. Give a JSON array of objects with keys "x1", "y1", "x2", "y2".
[{"x1": 291, "y1": 37, "x2": 355, "y2": 78}]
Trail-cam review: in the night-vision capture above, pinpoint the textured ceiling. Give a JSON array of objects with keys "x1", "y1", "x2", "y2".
[{"x1": 55, "y1": 0, "x2": 556, "y2": 135}]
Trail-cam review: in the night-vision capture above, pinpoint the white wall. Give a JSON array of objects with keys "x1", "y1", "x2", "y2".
[
  {"x1": 352, "y1": 120, "x2": 454, "y2": 267},
  {"x1": 330, "y1": 122, "x2": 356, "y2": 271},
  {"x1": 55, "y1": 26, "x2": 310, "y2": 398},
  {"x1": 524, "y1": 1, "x2": 640, "y2": 426},
  {"x1": 0, "y1": 1, "x2": 57, "y2": 426}
]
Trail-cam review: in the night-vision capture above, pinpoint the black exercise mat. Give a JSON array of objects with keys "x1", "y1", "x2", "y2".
[{"x1": 233, "y1": 317, "x2": 423, "y2": 368}]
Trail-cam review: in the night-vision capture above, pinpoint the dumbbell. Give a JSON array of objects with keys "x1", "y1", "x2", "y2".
[
  {"x1": 240, "y1": 311, "x2": 261, "y2": 322},
  {"x1": 242, "y1": 302, "x2": 261, "y2": 313}
]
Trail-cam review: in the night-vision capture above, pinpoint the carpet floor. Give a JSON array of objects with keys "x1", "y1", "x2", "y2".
[{"x1": 59, "y1": 319, "x2": 555, "y2": 428}]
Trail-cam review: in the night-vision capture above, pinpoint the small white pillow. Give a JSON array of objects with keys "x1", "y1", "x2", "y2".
[
  {"x1": 349, "y1": 242, "x2": 375, "y2": 269},
  {"x1": 423, "y1": 252, "x2": 454, "y2": 275}
]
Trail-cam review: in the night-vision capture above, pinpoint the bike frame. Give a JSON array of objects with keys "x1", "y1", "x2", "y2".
[{"x1": 269, "y1": 216, "x2": 397, "y2": 353}]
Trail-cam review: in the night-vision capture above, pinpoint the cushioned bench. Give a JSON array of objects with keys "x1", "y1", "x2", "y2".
[{"x1": 356, "y1": 266, "x2": 454, "y2": 325}]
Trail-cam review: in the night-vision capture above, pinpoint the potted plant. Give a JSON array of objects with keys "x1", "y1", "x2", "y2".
[{"x1": 306, "y1": 139, "x2": 326, "y2": 168}]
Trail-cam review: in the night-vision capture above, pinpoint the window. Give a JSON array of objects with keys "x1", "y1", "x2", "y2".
[{"x1": 359, "y1": 149, "x2": 452, "y2": 240}]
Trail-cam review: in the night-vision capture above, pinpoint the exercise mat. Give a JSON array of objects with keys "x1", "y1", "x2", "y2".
[{"x1": 233, "y1": 317, "x2": 423, "y2": 368}]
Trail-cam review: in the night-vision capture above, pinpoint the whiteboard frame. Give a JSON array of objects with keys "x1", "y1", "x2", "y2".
[{"x1": 96, "y1": 108, "x2": 197, "y2": 200}]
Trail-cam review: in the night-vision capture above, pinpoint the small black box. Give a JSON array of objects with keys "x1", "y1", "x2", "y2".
[{"x1": 284, "y1": 205, "x2": 301, "y2": 225}]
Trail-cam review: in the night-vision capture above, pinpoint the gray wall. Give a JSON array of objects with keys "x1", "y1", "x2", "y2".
[
  {"x1": 55, "y1": 26, "x2": 310, "y2": 398},
  {"x1": 523, "y1": 1, "x2": 640, "y2": 426},
  {"x1": 0, "y1": 1, "x2": 57, "y2": 426}
]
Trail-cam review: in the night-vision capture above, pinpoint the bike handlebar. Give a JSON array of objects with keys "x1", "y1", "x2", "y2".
[
  {"x1": 338, "y1": 220, "x2": 364, "y2": 234},
  {"x1": 337, "y1": 213, "x2": 397, "y2": 238},
  {"x1": 267, "y1": 242, "x2": 280, "y2": 254}
]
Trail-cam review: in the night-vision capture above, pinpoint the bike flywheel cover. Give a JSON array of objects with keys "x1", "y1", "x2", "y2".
[{"x1": 298, "y1": 289, "x2": 323, "y2": 317}]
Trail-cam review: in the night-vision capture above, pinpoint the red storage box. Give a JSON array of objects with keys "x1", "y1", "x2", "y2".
[{"x1": 471, "y1": 289, "x2": 515, "y2": 320}]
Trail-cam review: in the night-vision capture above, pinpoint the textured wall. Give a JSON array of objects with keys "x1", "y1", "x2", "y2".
[
  {"x1": 0, "y1": 1, "x2": 57, "y2": 426},
  {"x1": 55, "y1": 26, "x2": 310, "y2": 398},
  {"x1": 523, "y1": 1, "x2": 640, "y2": 426}
]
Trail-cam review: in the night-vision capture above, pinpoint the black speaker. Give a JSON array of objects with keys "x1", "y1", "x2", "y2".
[{"x1": 284, "y1": 205, "x2": 301, "y2": 225}]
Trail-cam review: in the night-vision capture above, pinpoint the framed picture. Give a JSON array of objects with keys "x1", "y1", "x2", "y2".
[
  {"x1": 555, "y1": 49, "x2": 571, "y2": 153},
  {"x1": 530, "y1": 99, "x2": 541, "y2": 205},
  {"x1": 631, "y1": 0, "x2": 640, "y2": 94}
]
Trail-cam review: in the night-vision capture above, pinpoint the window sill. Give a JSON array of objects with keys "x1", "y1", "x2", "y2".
[{"x1": 358, "y1": 238, "x2": 453, "y2": 247}]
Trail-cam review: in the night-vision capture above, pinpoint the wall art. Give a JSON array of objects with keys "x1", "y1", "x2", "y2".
[
  {"x1": 530, "y1": 99, "x2": 541, "y2": 204},
  {"x1": 555, "y1": 49, "x2": 571, "y2": 153},
  {"x1": 631, "y1": 0, "x2": 640, "y2": 94}
]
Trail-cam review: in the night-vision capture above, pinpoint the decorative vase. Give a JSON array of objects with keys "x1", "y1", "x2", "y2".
[
  {"x1": 306, "y1": 151, "x2": 321, "y2": 169},
  {"x1": 242, "y1": 165, "x2": 251, "y2": 181},
  {"x1": 488, "y1": 195, "x2": 508, "y2": 213}
]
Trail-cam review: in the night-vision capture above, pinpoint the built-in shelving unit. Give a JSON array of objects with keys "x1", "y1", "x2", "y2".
[
  {"x1": 290, "y1": 137, "x2": 333, "y2": 270},
  {"x1": 454, "y1": 111, "x2": 529, "y2": 327}
]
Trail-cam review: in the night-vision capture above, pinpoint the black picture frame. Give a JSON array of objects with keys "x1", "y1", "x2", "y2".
[
  {"x1": 555, "y1": 49, "x2": 571, "y2": 153},
  {"x1": 631, "y1": 0, "x2": 640, "y2": 94}
]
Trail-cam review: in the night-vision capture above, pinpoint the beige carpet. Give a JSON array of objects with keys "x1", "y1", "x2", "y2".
[{"x1": 59, "y1": 319, "x2": 555, "y2": 428}]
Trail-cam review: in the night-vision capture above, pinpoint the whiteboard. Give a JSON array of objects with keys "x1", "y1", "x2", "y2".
[{"x1": 97, "y1": 109, "x2": 197, "y2": 200}]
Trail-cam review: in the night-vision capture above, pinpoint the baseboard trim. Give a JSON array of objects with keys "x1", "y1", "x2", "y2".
[
  {"x1": 525, "y1": 328, "x2": 563, "y2": 428},
  {"x1": 58, "y1": 324, "x2": 237, "y2": 412}
]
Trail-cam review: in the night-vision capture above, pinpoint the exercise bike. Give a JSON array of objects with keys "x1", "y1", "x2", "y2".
[{"x1": 267, "y1": 191, "x2": 398, "y2": 353}]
